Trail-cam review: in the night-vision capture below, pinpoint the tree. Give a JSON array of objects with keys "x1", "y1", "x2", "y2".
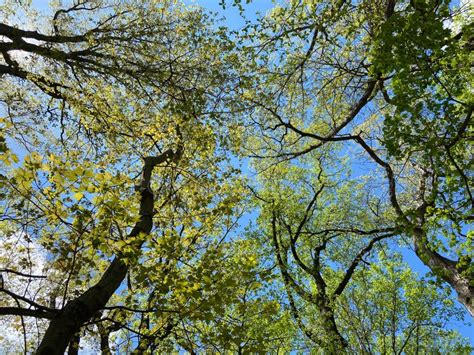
[
  {"x1": 234, "y1": 0, "x2": 473, "y2": 315},
  {"x1": 0, "y1": 0, "x2": 472, "y2": 352},
  {"x1": 250, "y1": 151, "x2": 470, "y2": 352},
  {"x1": 338, "y1": 253, "x2": 472, "y2": 354},
  {"x1": 0, "y1": 1, "x2": 252, "y2": 352}
]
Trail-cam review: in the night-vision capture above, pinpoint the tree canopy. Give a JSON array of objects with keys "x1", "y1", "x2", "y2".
[{"x1": 0, "y1": 0, "x2": 472, "y2": 353}]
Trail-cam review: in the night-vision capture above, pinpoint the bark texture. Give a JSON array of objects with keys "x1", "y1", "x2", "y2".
[{"x1": 413, "y1": 229, "x2": 473, "y2": 317}]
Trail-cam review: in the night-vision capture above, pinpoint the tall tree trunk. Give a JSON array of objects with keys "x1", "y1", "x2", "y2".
[
  {"x1": 413, "y1": 228, "x2": 473, "y2": 317},
  {"x1": 318, "y1": 299, "x2": 348, "y2": 351},
  {"x1": 36, "y1": 257, "x2": 130, "y2": 354},
  {"x1": 36, "y1": 152, "x2": 178, "y2": 354}
]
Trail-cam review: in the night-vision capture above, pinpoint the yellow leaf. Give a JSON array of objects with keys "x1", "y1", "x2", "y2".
[{"x1": 73, "y1": 192, "x2": 84, "y2": 201}]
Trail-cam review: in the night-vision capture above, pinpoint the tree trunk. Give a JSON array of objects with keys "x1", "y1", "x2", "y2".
[
  {"x1": 36, "y1": 257, "x2": 129, "y2": 354},
  {"x1": 37, "y1": 217, "x2": 151, "y2": 354},
  {"x1": 413, "y1": 228, "x2": 473, "y2": 317},
  {"x1": 318, "y1": 300, "x2": 348, "y2": 351},
  {"x1": 36, "y1": 152, "x2": 178, "y2": 354}
]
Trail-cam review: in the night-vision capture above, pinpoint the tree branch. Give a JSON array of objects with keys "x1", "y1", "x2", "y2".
[
  {"x1": 0, "y1": 269, "x2": 47, "y2": 279},
  {"x1": 333, "y1": 233, "x2": 396, "y2": 296},
  {"x1": 0, "y1": 306, "x2": 56, "y2": 319}
]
